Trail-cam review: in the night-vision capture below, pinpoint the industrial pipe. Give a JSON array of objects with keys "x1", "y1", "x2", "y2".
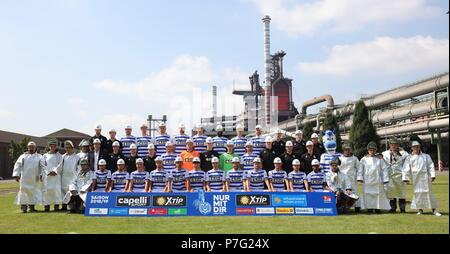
[{"x1": 301, "y1": 94, "x2": 335, "y2": 115}]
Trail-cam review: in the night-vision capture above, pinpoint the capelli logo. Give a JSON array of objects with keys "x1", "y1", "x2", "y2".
[{"x1": 116, "y1": 196, "x2": 150, "y2": 207}]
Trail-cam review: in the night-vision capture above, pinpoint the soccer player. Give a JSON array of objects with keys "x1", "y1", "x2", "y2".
[
  {"x1": 92, "y1": 159, "x2": 111, "y2": 192},
  {"x1": 231, "y1": 124, "x2": 247, "y2": 157},
  {"x1": 241, "y1": 141, "x2": 258, "y2": 172},
  {"x1": 226, "y1": 157, "x2": 246, "y2": 192},
  {"x1": 307, "y1": 159, "x2": 327, "y2": 192},
  {"x1": 269, "y1": 158, "x2": 288, "y2": 192},
  {"x1": 137, "y1": 123, "x2": 153, "y2": 158},
  {"x1": 206, "y1": 157, "x2": 225, "y2": 192},
  {"x1": 120, "y1": 125, "x2": 136, "y2": 158},
  {"x1": 260, "y1": 136, "x2": 276, "y2": 174},
  {"x1": 272, "y1": 129, "x2": 285, "y2": 158},
  {"x1": 193, "y1": 123, "x2": 207, "y2": 153},
  {"x1": 168, "y1": 157, "x2": 188, "y2": 192},
  {"x1": 293, "y1": 130, "x2": 306, "y2": 157},
  {"x1": 107, "y1": 141, "x2": 125, "y2": 172},
  {"x1": 220, "y1": 140, "x2": 238, "y2": 174},
  {"x1": 149, "y1": 157, "x2": 170, "y2": 192},
  {"x1": 288, "y1": 159, "x2": 308, "y2": 192},
  {"x1": 162, "y1": 141, "x2": 177, "y2": 174},
  {"x1": 251, "y1": 125, "x2": 265, "y2": 155},
  {"x1": 126, "y1": 144, "x2": 140, "y2": 173},
  {"x1": 128, "y1": 158, "x2": 150, "y2": 193},
  {"x1": 200, "y1": 137, "x2": 220, "y2": 172},
  {"x1": 154, "y1": 122, "x2": 171, "y2": 157},
  {"x1": 212, "y1": 124, "x2": 228, "y2": 155},
  {"x1": 105, "y1": 129, "x2": 122, "y2": 155},
  {"x1": 187, "y1": 157, "x2": 206, "y2": 192},
  {"x1": 280, "y1": 141, "x2": 299, "y2": 173},
  {"x1": 108, "y1": 159, "x2": 129, "y2": 192},
  {"x1": 246, "y1": 157, "x2": 269, "y2": 191},
  {"x1": 173, "y1": 123, "x2": 190, "y2": 155},
  {"x1": 181, "y1": 139, "x2": 200, "y2": 172}
]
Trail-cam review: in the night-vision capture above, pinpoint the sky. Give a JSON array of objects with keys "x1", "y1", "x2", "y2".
[{"x1": 0, "y1": 0, "x2": 448, "y2": 138}]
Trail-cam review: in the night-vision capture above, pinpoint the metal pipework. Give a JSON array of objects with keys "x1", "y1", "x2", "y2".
[{"x1": 301, "y1": 94, "x2": 335, "y2": 116}]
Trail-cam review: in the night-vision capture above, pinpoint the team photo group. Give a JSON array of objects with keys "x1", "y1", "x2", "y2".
[{"x1": 13, "y1": 122, "x2": 441, "y2": 216}]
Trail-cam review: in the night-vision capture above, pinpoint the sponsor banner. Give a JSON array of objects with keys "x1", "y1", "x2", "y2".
[
  {"x1": 255, "y1": 207, "x2": 275, "y2": 214},
  {"x1": 236, "y1": 208, "x2": 255, "y2": 215},
  {"x1": 272, "y1": 194, "x2": 307, "y2": 207},
  {"x1": 323, "y1": 195, "x2": 332, "y2": 204},
  {"x1": 315, "y1": 208, "x2": 334, "y2": 215},
  {"x1": 153, "y1": 195, "x2": 186, "y2": 207},
  {"x1": 128, "y1": 208, "x2": 148, "y2": 215},
  {"x1": 236, "y1": 194, "x2": 271, "y2": 206},
  {"x1": 295, "y1": 207, "x2": 314, "y2": 215},
  {"x1": 276, "y1": 207, "x2": 294, "y2": 215},
  {"x1": 89, "y1": 208, "x2": 108, "y2": 215},
  {"x1": 109, "y1": 208, "x2": 128, "y2": 215},
  {"x1": 168, "y1": 208, "x2": 187, "y2": 215},
  {"x1": 116, "y1": 196, "x2": 150, "y2": 207},
  {"x1": 149, "y1": 208, "x2": 168, "y2": 215}
]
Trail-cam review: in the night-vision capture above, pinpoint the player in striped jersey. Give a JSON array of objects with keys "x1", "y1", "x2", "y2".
[
  {"x1": 173, "y1": 123, "x2": 190, "y2": 155},
  {"x1": 307, "y1": 159, "x2": 327, "y2": 192},
  {"x1": 206, "y1": 157, "x2": 225, "y2": 192},
  {"x1": 128, "y1": 158, "x2": 150, "y2": 192},
  {"x1": 268, "y1": 157, "x2": 288, "y2": 191},
  {"x1": 212, "y1": 125, "x2": 228, "y2": 155},
  {"x1": 245, "y1": 157, "x2": 269, "y2": 191},
  {"x1": 168, "y1": 157, "x2": 187, "y2": 192},
  {"x1": 320, "y1": 140, "x2": 342, "y2": 173},
  {"x1": 241, "y1": 141, "x2": 258, "y2": 172},
  {"x1": 251, "y1": 125, "x2": 266, "y2": 156},
  {"x1": 187, "y1": 157, "x2": 206, "y2": 191},
  {"x1": 154, "y1": 122, "x2": 171, "y2": 157},
  {"x1": 137, "y1": 123, "x2": 153, "y2": 158},
  {"x1": 92, "y1": 159, "x2": 111, "y2": 192},
  {"x1": 162, "y1": 141, "x2": 177, "y2": 174},
  {"x1": 120, "y1": 124, "x2": 136, "y2": 158},
  {"x1": 231, "y1": 124, "x2": 247, "y2": 157},
  {"x1": 192, "y1": 123, "x2": 207, "y2": 153},
  {"x1": 226, "y1": 157, "x2": 247, "y2": 191},
  {"x1": 108, "y1": 159, "x2": 129, "y2": 192},
  {"x1": 149, "y1": 157, "x2": 170, "y2": 192},
  {"x1": 288, "y1": 159, "x2": 308, "y2": 192}
]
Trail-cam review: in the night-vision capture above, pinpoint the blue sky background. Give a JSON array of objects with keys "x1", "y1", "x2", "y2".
[{"x1": 0, "y1": 0, "x2": 448, "y2": 137}]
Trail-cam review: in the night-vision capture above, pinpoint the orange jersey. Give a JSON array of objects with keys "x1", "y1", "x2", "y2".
[{"x1": 180, "y1": 150, "x2": 200, "y2": 172}]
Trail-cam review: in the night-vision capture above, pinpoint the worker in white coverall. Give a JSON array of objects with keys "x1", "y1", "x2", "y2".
[
  {"x1": 77, "y1": 139, "x2": 90, "y2": 165},
  {"x1": 12, "y1": 141, "x2": 46, "y2": 213},
  {"x1": 41, "y1": 139, "x2": 63, "y2": 212},
  {"x1": 57, "y1": 140, "x2": 80, "y2": 211},
  {"x1": 357, "y1": 141, "x2": 390, "y2": 214},
  {"x1": 402, "y1": 141, "x2": 441, "y2": 216},
  {"x1": 382, "y1": 137, "x2": 408, "y2": 213},
  {"x1": 339, "y1": 144, "x2": 361, "y2": 213},
  {"x1": 65, "y1": 158, "x2": 94, "y2": 214},
  {"x1": 326, "y1": 159, "x2": 355, "y2": 214}
]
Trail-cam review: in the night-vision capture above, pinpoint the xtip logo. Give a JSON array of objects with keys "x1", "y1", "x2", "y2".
[
  {"x1": 237, "y1": 195, "x2": 271, "y2": 206},
  {"x1": 152, "y1": 196, "x2": 186, "y2": 206}
]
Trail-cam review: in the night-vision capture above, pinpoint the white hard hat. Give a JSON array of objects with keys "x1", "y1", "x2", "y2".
[
  {"x1": 255, "y1": 125, "x2": 263, "y2": 130},
  {"x1": 147, "y1": 143, "x2": 155, "y2": 149},
  {"x1": 286, "y1": 141, "x2": 293, "y2": 147},
  {"x1": 98, "y1": 159, "x2": 107, "y2": 166},
  {"x1": 94, "y1": 124, "x2": 102, "y2": 130},
  {"x1": 311, "y1": 133, "x2": 319, "y2": 139},
  {"x1": 245, "y1": 141, "x2": 253, "y2": 147},
  {"x1": 306, "y1": 141, "x2": 314, "y2": 146},
  {"x1": 179, "y1": 123, "x2": 186, "y2": 130},
  {"x1": 155, "y1": 156, "x2": 163, "y2": 162},
  {"x1": 130, "y1": 144, "x2": 137, "y2": 150},
  {"x1": 206, "y1": 137, "x2": 213, "y2": 144},
  {"x1": 125, "y1": 124, "x2": 132, "y2": 129},
  {"x1": 275, "y1": 128, "x2": 282, "y2": 134},
  {"x1": 112, "y1": 141, "x2": 120, "y2": 147},
  {"x1": 175, "y1": 156, "x2": 183, "y2": 163},
  {"x1": 93, "y1": 138, "x2": 101, "y2": 144},
  {"x1": 64, "y1": 140, "x2": 74, "y2": 148},
  {"x1": 165, "y1": 141, "x2": 174, "y2": 147},
  {"x1": 109, "y1": 129, "x2": 117, "y2": 133},
  {"x1": 216, "y1": 125, "x2": 224, "y2": 131},
  {"x1": 311, "y1": 159, "x2": 320, "y2": 166},
  {"x1": 186, "y1": 139, "x2": 193, "y2": 144},
  {"x1": 273, "y1": 157, "x2": 282, "y2": 164},
  {"x1": 292, "y1": 159, "x2": 301, "y2": 166},
  {"x1": 265, "y1": 136, "x2": 273, "y2": 142},
  {"x1": 136, "y1": 158, "x2": 144, "y2": 164},
  {"x1": 211, "y1": 157, "x2": 219, "y2": 163},
  {"x1": 253, "y1": 157, "x2": 261, "y2": 163},
  {"x1": 195, "y1": 123, "x2": 202, "y2": 129},
  {"x1": 232, "y1": 157, "x2": 240, "y2": 163},
  {"x1": 295, "y1": 130, "x2": 303, "y2": 135},
  {"x1": 117, "y1": 159, "x2": 125, "y2": 165},
  {"x1": 27, "y1": 141, "x2": 36, "y2": 147},
  {"x1": 159, "y1": 122, "x2": 166, "y2": 127},
  {"x1": 236, "y1": 124, "x2": 244, "y2": 131},
  {"x1": 193, "y1": 157, "x2": 201, "y2": 163},
  {"x1": 411, "y1": 141, "x2": 421, "y2": 147},
  {"x1": 226, "y1": 140, "x2": 234, "y2": 146},
  {"x1": 140, "y1": 123, "x2": 148, "y2": 128}
]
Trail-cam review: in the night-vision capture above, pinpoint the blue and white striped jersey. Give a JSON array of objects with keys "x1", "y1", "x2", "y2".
[
  {"x1": 240, "y1": 153, "x2": 258, "y2": 172},
  {"x1": 193, "y1": 135, "x2": 207, "y2": 153},
  {"x1": 120, "y1": 136, "x2": 136, "y2": 158},
  {"x1": 212, "y1": 136, "x2": 228, "y2": 155},
  {"x1": 173, "y1": 134, "x2": 190, "y2": 155},
  {"x1": 226, "y1": 169, "x2": 246, "y2": 191},
  {"x1": 307, "y1": 171, "x2": 326, "y2": 191},
  {"x1": 129, "y1": 170, "x2": 149, "y2": 192},
  {"x1": 154, "y1": 134, "x2": 171, "y2": 157},
  {"x1": 288, "y1": 171, "x2": 307, "y2": 191},
  {"x1": 251, "y1": 135, "x2": 266, "y2": 155},
  {"x1": 136, "y1": 136, "x2": 153, "y2": 158},
  {"x1": 169, "y1": 168, "x2": 187, "y2": 192},
  {"x1": 247, "y1": 169, "x2": 267, "y2": 191},
  {"x1": 150, "y1": 169, "x2": 169, "y2": 192},
  {"x1": 110, "y1": 171, "x2": 129, "y2": 192},
  {"x1": 93, "y1": 170, "x2": 111, "y2": 192},
  {"x1": 162, "y1": 152, "x2": 177, "y2": 174},
  {"x1": 231, "y1": 136, "x2": 247, "y2": 157},
  {"x1": 269, "y1": 170, "x2": 287, "y2": 191},
  {"x1": 188, "y1": 170, "x2": 206, "y2": 191},
  {"x1": 206, "y1": 169, "x2": 225, "y2": 191},
  {"x1": 320, "y1": 152, "x2": 342, "y2": 173}
]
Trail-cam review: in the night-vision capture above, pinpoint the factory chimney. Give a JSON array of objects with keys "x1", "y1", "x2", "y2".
[{"x1": 263, "y1": 15, "x2": 272, "y2": 126}]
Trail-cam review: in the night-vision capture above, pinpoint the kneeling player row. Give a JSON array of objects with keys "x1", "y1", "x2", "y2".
[{"x1": 90, "y1": 155, "x2": 331, "y2": 193}]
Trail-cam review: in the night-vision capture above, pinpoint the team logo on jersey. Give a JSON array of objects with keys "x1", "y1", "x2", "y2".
[
  {"x1": 236, "y1": 195, "x2": 271, "y2": 206},
  {"x1": 193, "y1": 189, "x2": 212, "y2": 215},
  {"x1": 152, "y1": 195, "x2": 186, "y2": 206},
  {"x1": 116, "y1": 196, "x2": 150, "y2": 207}
]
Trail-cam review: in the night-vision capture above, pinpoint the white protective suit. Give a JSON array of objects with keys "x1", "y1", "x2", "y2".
[
  {"x1": 63, "y1": 169, "x2": 94, "y2": 203},
  {"x1": 41, "y1": 152, "x2": 63, "y2": 205},
  {"x1": 339, "y1": 155, "x2": 360, "y2": 207},
  {"x1": 326, "y1": 171, "x2": 352, "y2": 192},
  {"x1": 57, "y1": 153, "x2": 80, "y2": 204},
  {"x1": 357, "y1": 155, "x2": 390, "y2": 210},
  {"x1": 382, "y1": 150, "x2": 408, "y2": 199},
  {"x1": 12, "y1": 152, "x2": 46, "y2": 205},
  {"x1": 77, "y1": 151, "x2": 89, "y2": 165},
  {"x1": 402, "y1": 152, "x2": 438, "y2": 210}
]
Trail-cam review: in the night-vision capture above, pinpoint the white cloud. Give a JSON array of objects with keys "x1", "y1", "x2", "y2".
[
  {"x1": 250, "y1": 0, "x2": 442, "y2": 37},
  {"x1": 298, "y1": 36, "x2": 449, "y2": 76},
  {"x1": 0, "y1": 109, "x2": 14, "y2": 118}
]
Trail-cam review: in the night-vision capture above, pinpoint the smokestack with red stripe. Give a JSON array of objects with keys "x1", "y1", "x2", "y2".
[{"x1": 263, "y1": 15, "x2": 271, "y2": 126}]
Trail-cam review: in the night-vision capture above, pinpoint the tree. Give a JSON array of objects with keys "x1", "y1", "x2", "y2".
[
  {"x1": 302, "y1": 122, "x2": 314, "y2": 141},
  {"x1": 321, "y1": 112, "x2": 342, "y2": 151},
  {"x1": 9, "y1": 137, "x2": 31, "y2": 164},
  {"x1": 349, "y1": 100, "x2": 380, "y2": 158}
]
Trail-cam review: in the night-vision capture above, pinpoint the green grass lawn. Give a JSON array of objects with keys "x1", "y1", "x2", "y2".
[{"x1": 0, "y1": 175, "x2": 448, "y2": 234}]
